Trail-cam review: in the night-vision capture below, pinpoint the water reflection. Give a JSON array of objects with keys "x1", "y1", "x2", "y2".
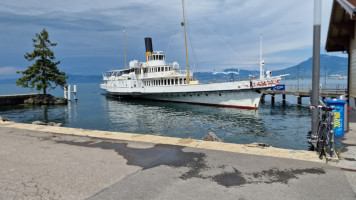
[{"x1": 102, "y1": 95, "x2": 273, "y2": 142}]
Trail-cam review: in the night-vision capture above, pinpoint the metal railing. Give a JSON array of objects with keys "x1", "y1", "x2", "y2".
[{"x1": 284, "y1": 84, "x2": 347, "y2": 91}]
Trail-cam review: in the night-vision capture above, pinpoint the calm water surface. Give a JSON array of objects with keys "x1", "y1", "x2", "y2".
[{"x1": 0, "y1": 81, "x2": 327, "y2": 150}]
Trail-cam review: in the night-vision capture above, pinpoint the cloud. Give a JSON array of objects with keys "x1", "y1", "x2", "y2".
[
  {"x1": 0, "y1": 66, "x2": 18, "y2": 75},
  {"x1": 0, "y1": 0, "x2": 338, "y2": 75}
]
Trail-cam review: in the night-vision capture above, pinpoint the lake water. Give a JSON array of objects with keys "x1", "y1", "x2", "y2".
[{"x1": 0, "y1": 79, "x2": 347, "y2": 150}]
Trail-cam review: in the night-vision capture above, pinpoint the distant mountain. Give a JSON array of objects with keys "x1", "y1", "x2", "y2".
[
  {"x1": 0, "y1": 74, "x2": 102, "y2": 85},
  {"x1": 0, "y1": 55, "x2": 348, "y2": 85},
  {"x1": 272, "y1": 54, "x2": 347, "y2": 79},
  {"x1": 67, "y1": 74, "x2": 102, "y2": 83},
  {"x1": 194, "y1": 54, "x2": 348, "y2": 83}
]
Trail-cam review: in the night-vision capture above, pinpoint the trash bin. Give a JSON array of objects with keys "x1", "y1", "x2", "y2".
[{"x1": 324, "y1": 99, "x2": 348, "y2": 137}]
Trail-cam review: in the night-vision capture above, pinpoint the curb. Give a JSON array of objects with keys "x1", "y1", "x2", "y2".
[{"x1": 0, "y1": 121, "x2": 323, "y2": 163}]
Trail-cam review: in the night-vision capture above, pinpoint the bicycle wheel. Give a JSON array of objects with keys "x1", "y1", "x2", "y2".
[{"x1": 317, "y1": 125, "x2": 327, "y2": 159}]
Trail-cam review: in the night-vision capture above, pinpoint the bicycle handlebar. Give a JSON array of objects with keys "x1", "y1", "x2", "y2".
[{"x1": 319, "y1": 100, "x2": 327, "y2": 108}]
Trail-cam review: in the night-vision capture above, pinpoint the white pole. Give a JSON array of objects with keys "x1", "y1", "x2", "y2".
[
  {"x1": 73, "y1": 85, "x2": 77, "y2": 100},
  {"x1": 67, "y1": 85, "x2": 71, "y2": 101},
  {"x1": 64, "y1": 86, "x2": 67, "y2": 99},
  {"x1": 260, "y1": 34, "x2": 263, "y2": 79}
]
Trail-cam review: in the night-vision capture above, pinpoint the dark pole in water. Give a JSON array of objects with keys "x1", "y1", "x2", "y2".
[{"x1": 311, "y1": 0, "x2": 321, "y2": 138}]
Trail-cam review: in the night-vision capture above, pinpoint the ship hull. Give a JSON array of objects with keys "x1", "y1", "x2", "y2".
[{"x1": 101, "y1": 78, "x2": 280, "y2": 109}]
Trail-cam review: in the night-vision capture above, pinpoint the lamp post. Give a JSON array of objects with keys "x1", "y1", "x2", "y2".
[{"x1": 311, "y1": 0, "x2": 321, "y2": 138}]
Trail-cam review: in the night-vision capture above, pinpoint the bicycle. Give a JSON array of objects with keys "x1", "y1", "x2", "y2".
[{"x1": 309, "y1": 100, "x2": 334, "y2": 159}]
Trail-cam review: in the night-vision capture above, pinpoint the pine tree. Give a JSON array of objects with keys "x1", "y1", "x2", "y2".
[{"x1": 16, "y1": 29, "x2": 68, "y2": 95}]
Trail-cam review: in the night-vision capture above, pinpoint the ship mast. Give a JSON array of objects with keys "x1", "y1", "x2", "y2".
[
  {"x1": 259, "y1": 34, "x2": 264, "y2": 79},
  {"x1": 123, "y1": 27, "x2": 127, "y2": 69},
  {"x1": 182, "y1": 0, "x2": 190, "y2": 84}
]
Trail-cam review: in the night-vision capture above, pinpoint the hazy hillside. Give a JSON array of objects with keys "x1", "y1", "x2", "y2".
[
  {"x1": 0, "y1": 55, "x2": 348, "y2": 84},
  {"x1": 273, "y1": 54, "x2": 347, "y2": 79},
  {"x1": 195, "y1": 54, "x2": 347, "y2": 83}
]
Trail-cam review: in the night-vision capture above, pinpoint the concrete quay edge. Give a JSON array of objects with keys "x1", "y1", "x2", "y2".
[{"x1": 0, "y1": 121, "x2": 323, "y2": 163}]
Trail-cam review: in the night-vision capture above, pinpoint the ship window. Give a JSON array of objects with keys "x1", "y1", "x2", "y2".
[
  {"x1": 155, "y1": 55, "x2": 158, "y2": 60},
  {"x1": 159, "y1": 55, "x2": 163, "y2": 60},
  {"x1": 175, "y1": 79, "x2": 178, "y2": 85},
  {"x1": 164, "y1": 79, "x2": 167, "y2": 85},
  {"x1": 179, "y1": 79, "x2": 182, "y2": 84}
]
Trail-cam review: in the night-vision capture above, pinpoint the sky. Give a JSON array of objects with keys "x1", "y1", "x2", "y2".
[{"x1": 0, "y1": 0, "x2": 343, "y2": 79}]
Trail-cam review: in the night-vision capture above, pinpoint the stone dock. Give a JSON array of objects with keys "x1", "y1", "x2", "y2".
[
  {"x1": 0, "y1": 94, "x2": 67, "y2": 106},
  {"x1": 0, "y1": 94, "x2": 39, "y2": 106},
  {"x1": 0, "y1": 121, "x2": 355, "y2": 199}
]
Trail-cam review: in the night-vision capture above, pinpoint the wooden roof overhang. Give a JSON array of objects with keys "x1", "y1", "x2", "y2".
[{"x1": 326, "y1": 0, "x2": 356, "y2": 53}]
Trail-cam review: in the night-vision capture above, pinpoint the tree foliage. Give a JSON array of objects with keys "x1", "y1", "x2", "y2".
[{"x1": 16, "y1": 29, "x2": 67, "y2": 94}]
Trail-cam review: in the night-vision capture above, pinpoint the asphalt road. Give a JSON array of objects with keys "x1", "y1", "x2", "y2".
[{"x1": 0, "y1": 127, "x2": 355, "y2": 200}]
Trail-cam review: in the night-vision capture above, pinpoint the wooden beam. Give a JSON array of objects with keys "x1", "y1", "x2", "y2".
[
  {"x1": 331, "y1": 22, "x2": 355, "y2": 39},
  {"x1": 329, "y1": 36, "x2": 350, "y2": 52}
]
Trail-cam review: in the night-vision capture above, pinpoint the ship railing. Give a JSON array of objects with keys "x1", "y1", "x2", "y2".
[
  {"x1": 174, "y1": 70, "x2": 193, "y2": 76},
  {"x1": 139, "y1": 70, "x2": 193, "y2": 79},
  {"x1": 102, "y1": 73, "x2": 109, "y2": 80}
]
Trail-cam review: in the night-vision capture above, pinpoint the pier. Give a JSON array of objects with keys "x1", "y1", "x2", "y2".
[
  {"x1": 262, "y1": 84, "x2": 348, "y2": 105},
  {"x1": 0, "y1": 94, "x2": 67, "y2": 106},
  {"x1": 0, "y1": 94, "x2": 40, "y2": 106}
]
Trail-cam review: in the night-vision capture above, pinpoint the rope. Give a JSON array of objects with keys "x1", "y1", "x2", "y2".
[
  {"x1": 184, "y1": 5, "x2": 198, "y2": 73},
  {"x1": 202, "y1": 19, "x2": 253, "y2": 69},
  {"x1": 165, "y1": 26, "x2": 179, "y2": 58}
]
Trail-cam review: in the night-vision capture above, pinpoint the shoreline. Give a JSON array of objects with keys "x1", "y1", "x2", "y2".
[{"x1": 0, "y1": 121, "x2": 323, "y2": 163}]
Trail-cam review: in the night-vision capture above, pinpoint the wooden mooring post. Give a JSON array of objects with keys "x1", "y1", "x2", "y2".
[
  {"x1": 271, "y1": 94, "x2": 275, "y2": 104},
  {"x1": 297, "y1": 96, "x2": 302, "y2": 105},
  {"x1": 261, "y1": 94, "x2": 265, "y2": 102}
]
